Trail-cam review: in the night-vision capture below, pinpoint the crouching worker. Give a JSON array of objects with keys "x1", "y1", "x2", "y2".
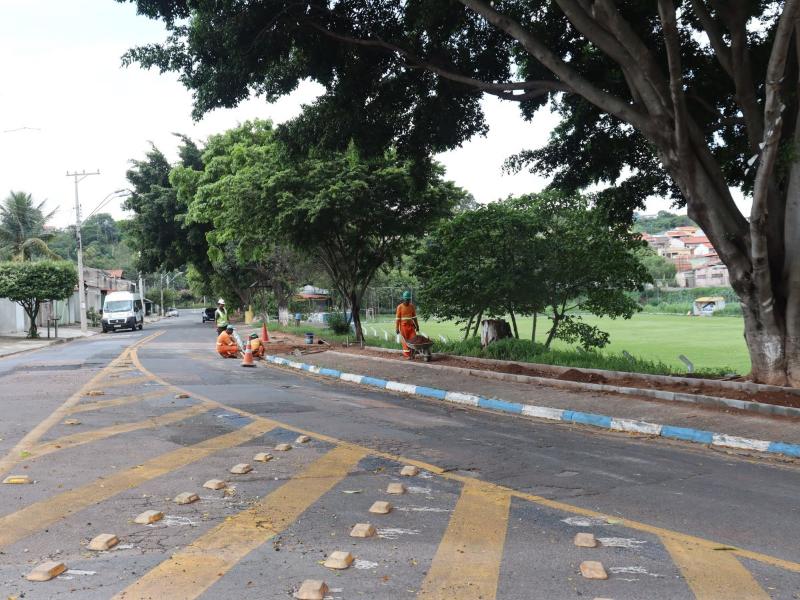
[
  {"x1": 216, "y1": 325, "x2": 240, "y2": 358},
  {"x1": 249, "y1": 332, "x2": 265, "y2": 359}
]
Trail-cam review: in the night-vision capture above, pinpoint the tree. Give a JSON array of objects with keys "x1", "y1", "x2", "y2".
[
  {"x1": 120, "y1": 1, "x2": 800, "y2": 383},
  {"x1": 0, "y1": 191, "x2": 59, "y2": 261},
  {"x1": 414, "y1": 202, "x2": 542, "y2": 340},
  {"x1": 416, "y1": 192, "x2": 650, "y2": 349},
  {"x1": 633, "y1": 211, "x2": 695, "y2": 235},
  {"x1": 123, "y1": 136, "x2": 210, "y2": 274},
  {"x1": 175, "y1": 121, "x2": 323, "y2": 319},
  {"x1": 638, "y1": 247, "x2": 678, "y2": 285},
  {"x1": 0, "y1": 261, "x2": 77, "y2": 338},
  {"x1": 276, "y1": 147, "x2": 463, "y2": 340}
]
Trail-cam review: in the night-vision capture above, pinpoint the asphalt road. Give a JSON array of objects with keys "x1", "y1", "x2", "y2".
[{"x1": 0, "y1": 312, "x2": 798, "y2": 599}]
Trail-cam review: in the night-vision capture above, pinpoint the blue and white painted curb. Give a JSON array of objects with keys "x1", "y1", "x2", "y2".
[{"x1": 265, "y1": 355, "x2": 800, "y2": 459}]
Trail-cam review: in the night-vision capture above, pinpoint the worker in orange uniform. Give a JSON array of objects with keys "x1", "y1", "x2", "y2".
[
  {"x1": 395, "y1": 291, "x2": 420, "y2": 359},
  {"x1": 216, "y1": 325, "x2": 240, "y2": 358},
  {"x1": 249, "y1": 332, "x2": 265, "y2": 359}
]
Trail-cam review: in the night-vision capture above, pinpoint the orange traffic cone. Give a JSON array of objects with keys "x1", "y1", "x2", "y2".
[
  {"x1": 261, "y1": 321, "x2": 269, "y2": 343},
  {"x1": 241, "y1": 340, "x2": 255, "y2": 368}
]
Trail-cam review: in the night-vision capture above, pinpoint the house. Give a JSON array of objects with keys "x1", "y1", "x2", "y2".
[
  {"x1": 0, "y1": 266, "x2": 135, "y2": 334},
  {"x1": 694, "y1": 263, "x2": 730, "y2": 287},
  {"x1": 295, "y1": 285, "x2": 332, "y2": 313},
  {"x1": 693, "y1": 296, "x2": 726, "y2": 316}
]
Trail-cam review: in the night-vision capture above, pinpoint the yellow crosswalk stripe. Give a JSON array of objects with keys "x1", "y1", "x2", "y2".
[
  {"x1": 0, "y1": 419, "x2": 276, "y2": 548},
  {"x1": 661, "y1": 537, "x2": 771, "y2": 600},
  {"x1": 418, "y1": 480, "x2": 510, "y2": 600},
  {"x1": 67, "y1": 389, "x2": 167, "y2": 413},
  {"x1": 24, "y1": 403, "x2": 214, "y2": 461},
  {"x1": 99, "y1": 374, "x2": 158, "y2": 388},
  {"x1": 0, "y1": 331, "x2": 164, "y2": 477},
  {"x1": 130, "y1": 346, "x2": 800, "y2": 577},
  {"x1": 112, "y1": 445, "x2": 367, "y2": 600}
]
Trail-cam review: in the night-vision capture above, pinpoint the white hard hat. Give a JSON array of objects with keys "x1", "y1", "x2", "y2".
[{"x1": 218, "y1": 298, "x2": 225, "y2": 305}]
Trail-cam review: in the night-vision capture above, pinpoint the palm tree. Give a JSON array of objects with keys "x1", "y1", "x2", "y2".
[{"x1": 0, "y1": 191, "x2": 60, "y2": 261}]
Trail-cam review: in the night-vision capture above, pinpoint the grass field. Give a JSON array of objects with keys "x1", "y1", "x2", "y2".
[{"x1": 357, "y1": 313, "x2": 750, "y2": 374}]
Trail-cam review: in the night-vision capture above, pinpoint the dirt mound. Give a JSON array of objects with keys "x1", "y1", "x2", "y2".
[
  {"x1": 557, "y1": 368, "x2": 607, "y2": 384},
  {"x1": 408, "y1": 335, "x2": 431, "y2": 344}
]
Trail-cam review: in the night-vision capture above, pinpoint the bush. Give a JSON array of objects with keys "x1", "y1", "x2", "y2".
[
  {"x1": 434, "y1": 337, "x2": 732, "y2": 376},
  {"x1": 327, "y1": 312, "x2": 352, "y2": 335}
]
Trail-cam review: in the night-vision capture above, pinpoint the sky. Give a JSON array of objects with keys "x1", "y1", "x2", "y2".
[{"x1": 2, "y1": 0, "x2": 688, "y2": 229}]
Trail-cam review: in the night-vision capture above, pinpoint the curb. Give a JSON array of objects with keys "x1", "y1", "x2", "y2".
[
  {"x1": 265, "y1": 354, "x2": 800, "y2": 460},
  {"x1": 326, "y1": 351, "x2": 800, "y2": 419}
]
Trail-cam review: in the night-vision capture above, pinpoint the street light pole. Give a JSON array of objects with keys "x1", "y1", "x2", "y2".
[{"x1": 66, "y1": 170, "x2": 100, "y2": 332}]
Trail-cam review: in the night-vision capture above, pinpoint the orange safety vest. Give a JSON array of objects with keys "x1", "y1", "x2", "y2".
[{"x1": 395, "y1": 303, "x2": 417, "y2": 330}]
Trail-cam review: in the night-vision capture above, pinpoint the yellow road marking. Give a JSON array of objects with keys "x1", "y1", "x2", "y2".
[
  {"x1": 0, "y1": 419, "x2": 276, "y2": 548},
  {"x1": 98, "y1": 374, "x2": 157, "y2": 388},
  {"x1": 418, "y1": 481, "x2": 510, "y2": 600},
  {"x1": 130, "y1": 346, "x2": 800, "y2": 576},
  {"x1": 661, "y1": 536, "x2": 771, "y2": 599},
  {"x1": 0, "y1": 331, "x2": 163, "y2": 476},
  {"x1": 112, "y1": 445, "x2": 366, "y2": 600},
  {"x1": 67, "y1": 389, "x2": 168, "y2": 413},
  {"x1": 24, "y1": 404, "x2": 214, "y2": 462}
]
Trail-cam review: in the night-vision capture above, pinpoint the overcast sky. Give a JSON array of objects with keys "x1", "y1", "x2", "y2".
[{"x1": 2, "y1": 0, "x2": 694, "y2": 229}]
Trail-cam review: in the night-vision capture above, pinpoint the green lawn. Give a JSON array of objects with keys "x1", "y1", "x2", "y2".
[{"x1": 361, "y1": 313, "x2": 750, "y2": 374}]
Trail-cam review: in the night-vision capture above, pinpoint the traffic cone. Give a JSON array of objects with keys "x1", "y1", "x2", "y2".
[
  {"x1": 261, "y1": 321, "x2": 269, "y2": 343},
  {"x1": 241, "y1": 340, "x2": 255, "y2": 368}
]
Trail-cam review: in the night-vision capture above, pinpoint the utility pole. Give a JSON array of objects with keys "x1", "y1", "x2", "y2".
[
  {"x1": 66, "y1": 170, "x2": 100, "y2": 332},
  {"x1": 138, "y1": 272, "x2": 146, "y2": 314}
]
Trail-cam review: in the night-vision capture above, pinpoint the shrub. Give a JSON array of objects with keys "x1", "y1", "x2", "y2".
[{"x1": 327, "y1": 312, "x2": 352, "y2": 335}]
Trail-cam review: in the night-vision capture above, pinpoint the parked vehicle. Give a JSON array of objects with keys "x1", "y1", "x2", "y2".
[
  {"x1": 202, "y1": 307, "x2": 216, "y2": 323},
  {"x1": 167, "y1": 307, "x2": 179, "y2": 317},
  {"x1": 101, "y1": 292, "x2": 144, "y2": 332}
]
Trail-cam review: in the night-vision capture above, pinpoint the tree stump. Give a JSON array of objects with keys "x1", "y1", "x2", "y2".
[{"x1": 481, "y1": 319, "x2": 512, "y2": 347}]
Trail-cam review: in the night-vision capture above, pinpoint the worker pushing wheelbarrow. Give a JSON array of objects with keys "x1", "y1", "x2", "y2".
[{"x1": 395, "y1": 291, "x2": 434, "y2": 361}]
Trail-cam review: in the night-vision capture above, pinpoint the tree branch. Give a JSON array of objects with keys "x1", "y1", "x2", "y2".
[
  {"x1": 458, "y1": 0, "x2": 650, "y2": 132},
  {"x1": 310, "y1": 24, "x2": 570, "y2": 96},
  {"x1": 689, "y1": 0, "x2": 734, "y2": 76}
]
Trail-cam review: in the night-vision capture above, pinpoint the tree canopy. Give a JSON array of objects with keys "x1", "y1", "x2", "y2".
[
  {"x1": 0, "y1": 191, "x2": 59, "y2": 261},
  {"x1": 415, "y1": 192, "x2": 650, "y2": 349},
  {"x1": 178, "y1": 120, "x2": 464, "y2": 338},
  {"x1": 0, "y1": 261, "x2": 78, "y2": 338},
  {"x1": 119, "y1": 0, "x2": 800, "y2": 385}
]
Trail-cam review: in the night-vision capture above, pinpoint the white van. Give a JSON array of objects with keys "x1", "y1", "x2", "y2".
[{"x1": 101, "y1": 291, "x2": 144, "y2": 333}]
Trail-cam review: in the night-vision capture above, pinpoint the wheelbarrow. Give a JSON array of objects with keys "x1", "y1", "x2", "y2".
[{"x1": 403, "y1": 334, "x2": 434, "y2": 362}]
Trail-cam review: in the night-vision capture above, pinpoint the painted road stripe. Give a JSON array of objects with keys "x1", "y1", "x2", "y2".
[
  {"x1": 24, "y1": 404, "x2": 214, "y2": 462},
  {"x1": 415, "y1": 386, "x2": 447, "y2": 400},
  {"x1": 0, "y1": 331, "x2": 164, "y2": 477},
  {"x1": 661, "y1": 536, "x2": 770, "y2": 600},
  {"x1": 67, "y1": 389, "x2": 168, "y2": 414},
  {"x1": 340, "y1": 372, "x2": 364, "y2": 384},
  {"x1": 444, "y1": 391, "x2": 481, "y2": 406},
  {"x1": 712, "y1": 433, "x2": 771, "y2": 452},
  {"x1": 361, "y1": 376, "x2": 389, "y2": 388},
  {"x1": 661, "y1": 425, "x2": 715, "y2": 444},
  {"x1": 386, "y1": 381, "x2": 417, "y2": 394},
  {"x1": 0, "y1": 420, "x2": 276, "y2": 548},
  {"x1": 112, "y1": 445, "x2": 366, "y2": 600},
  {"x1": 263, "y1": 355, "x2": 800, "y2": 460},
  {"x1": 99, "y1": 374, "x2": 158, "y2": 388},
  {"x1": 767, "y1": 441, "x2": 800, "y2": 457},
  {"x1": 418, "y1": 481, "x2": 510, "y2": 600},
  {"x1": 521, "y1": 405, "x2": 564, "y2": 421},
  {"x1": 133, "y1": 349, "x2": 800, "y2": 576}
]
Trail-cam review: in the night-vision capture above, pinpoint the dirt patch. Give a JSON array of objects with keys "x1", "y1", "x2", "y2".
[{"x1": 558, "y1": 368, "x2": 607, "y2": 384}]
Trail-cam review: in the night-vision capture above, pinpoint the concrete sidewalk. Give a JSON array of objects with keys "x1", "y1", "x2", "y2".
[
  {"x1": 269, "y1": 349, "x2": 800, "y2": 450},
  {"x1": 0, "y1": 327, "x2": 97, "y2": 359}
]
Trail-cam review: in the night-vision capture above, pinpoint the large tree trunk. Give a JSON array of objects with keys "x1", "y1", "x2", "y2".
[{"x1": 349, "y1": 292, "x2": 364, "y2": 341}]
